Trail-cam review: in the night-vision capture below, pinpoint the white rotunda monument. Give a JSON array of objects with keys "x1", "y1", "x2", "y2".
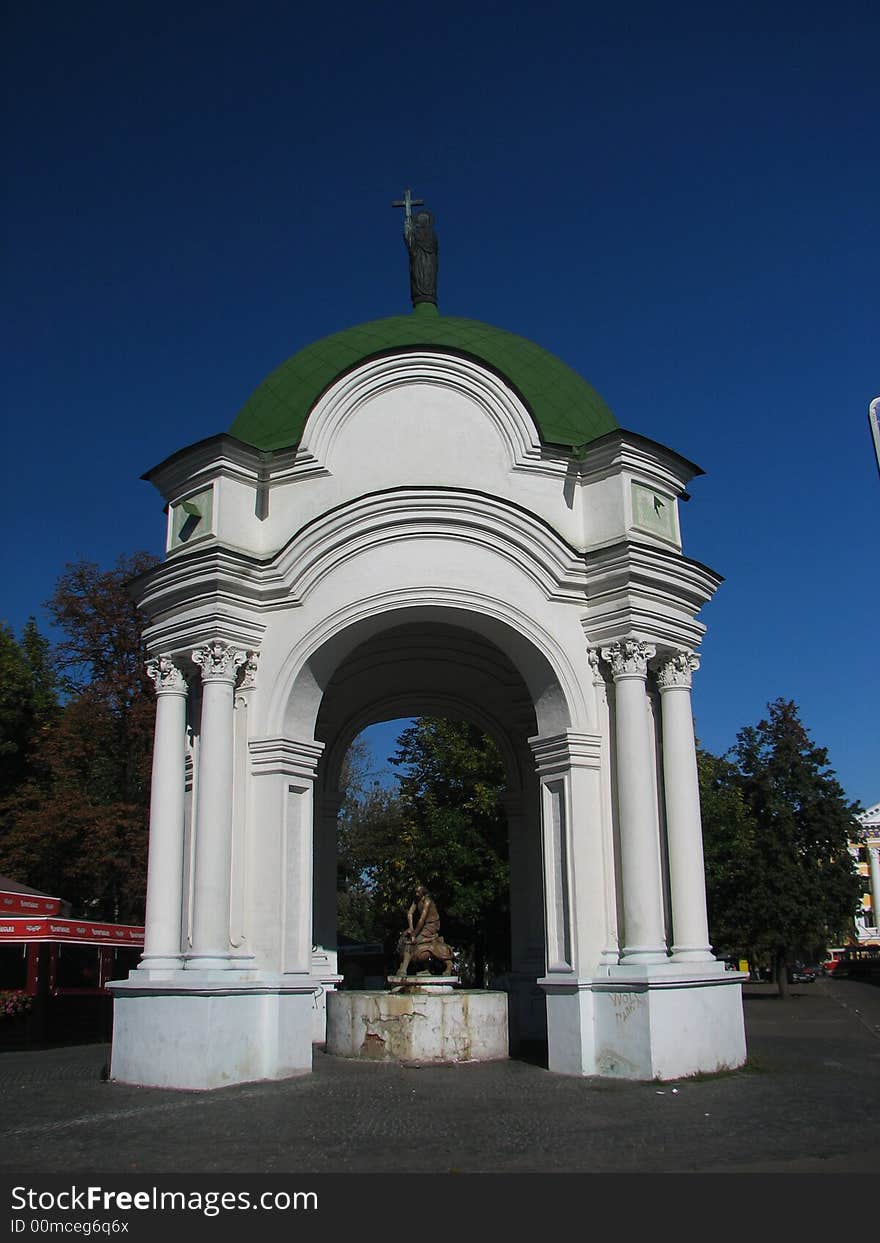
[{"x1": 110, "y1": 200, "x2": 746, "y2": 1089}]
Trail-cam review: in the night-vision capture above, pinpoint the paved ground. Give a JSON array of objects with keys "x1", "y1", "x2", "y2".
[{"x1": 2, "y1": 975, "x2": 878, "y2": 1175}]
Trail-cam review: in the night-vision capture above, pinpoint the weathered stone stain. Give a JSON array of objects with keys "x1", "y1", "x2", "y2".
[
  {"x1": 359, "y1": 1031, "x2": 387, "y2": 1059},
  {"x1": 327, "y1": 990, "x2": 508, "y2": 1064}
]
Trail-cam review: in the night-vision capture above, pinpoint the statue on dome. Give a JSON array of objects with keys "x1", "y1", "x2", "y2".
[
  {"x1": 392, "y1": 187, "x2": 438, "y2": 307},
  {"x1": 404, "y1": 210, "x2": 438, "y2": 306}
]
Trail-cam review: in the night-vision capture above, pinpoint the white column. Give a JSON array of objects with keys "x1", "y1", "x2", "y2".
[
  {"x1": 601, "y1": 638, "x2": 667, "y2": 963},
  {"x1": 230, "y1": 652, "x2": 259, "y2": 949},
  {"x1": 188, "y1": 641, "x2": 247, "y2": 969},
  {"x1": 530, "y1": 731, "x2": 607, "y2": 978},
  {"x1": 248, "y1": 736, "x2": 325, "y2": 977},
  {"x1": 140, "y1": 655, "x2": 188, "y2": 972},
  {"x1": 657, "y1": 650, "x2": 714, "y2": 962},
  {"x1": 588, "y1": 649, "x2": 620, "y2": 966},
  {"x1": 530, "y1": 739, "x2": 574, "y2": 975}
]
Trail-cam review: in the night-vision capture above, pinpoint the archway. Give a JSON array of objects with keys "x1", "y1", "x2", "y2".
[{"x1": 305, "y1": 618, "x2": 555, "y2": 1050}]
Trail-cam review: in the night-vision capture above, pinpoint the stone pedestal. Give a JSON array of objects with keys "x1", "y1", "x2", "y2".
[
  {"x1": 109, "y1": 975, "x2": 315, "y2": 1089},
  {"x1": 542, "y1": 965, "x2": 747, "y2": 1079},
  {"x1": 326, "y1": 988, "x2": 509, "y2": 1064}
]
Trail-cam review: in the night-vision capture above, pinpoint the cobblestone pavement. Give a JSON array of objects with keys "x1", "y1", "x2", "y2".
[{"x1": 2, "y1": 977, "x2": 878, "y2": 1174}]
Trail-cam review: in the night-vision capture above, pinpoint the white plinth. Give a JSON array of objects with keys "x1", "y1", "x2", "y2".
[
  {"x1": 326, "y1": 988, "x2": 509, "y2": 1064},
  {"x1": 542, "y1": 966, "x2": 747, "y2": 1079},
  {"x1": 109, "y1": 975, "x2": 315, "y2": 1089}
]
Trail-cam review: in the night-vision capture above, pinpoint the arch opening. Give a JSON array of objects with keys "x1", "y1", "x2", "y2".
[
  {"x1": 307, "y1": 619, "x2": 554, "y2": 1050},
  {"x1": 332, "y1": 715, "x2": 513, "y2": 993},
  {"x1": 280, "y1": 604, "x2": 578, "y2": 746}
]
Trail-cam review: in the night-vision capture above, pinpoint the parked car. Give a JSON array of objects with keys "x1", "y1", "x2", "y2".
[{"x1": 787, "y1": 964, "x2": 817, "y2": 984}]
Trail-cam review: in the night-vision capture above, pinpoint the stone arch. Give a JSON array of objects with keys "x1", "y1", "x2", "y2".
[
  {"x1": 275, "y1": 597, "x2": 583, "y2": 747},
  {"x1": 305, "y1": 616, "x2": 552, "y2": 1045}
]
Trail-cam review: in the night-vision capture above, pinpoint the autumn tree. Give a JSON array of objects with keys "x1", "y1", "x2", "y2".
[{"x1": 0, "y1": 554, "x2": 158, "y2": 920}]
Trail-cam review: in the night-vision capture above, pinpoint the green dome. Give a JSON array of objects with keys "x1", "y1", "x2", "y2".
[{"x1": 229, "y1": 305, "x2": 618, "y2": 452}]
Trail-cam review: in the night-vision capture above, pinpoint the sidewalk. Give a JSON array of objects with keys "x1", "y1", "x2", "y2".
[{"x1": 2, "y1": 976, "x2": 878, "y2": 1174}]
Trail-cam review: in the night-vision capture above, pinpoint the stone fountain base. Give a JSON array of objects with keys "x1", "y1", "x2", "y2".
[{"x1": 325, "y1": 982, "x2": 508, "y2": 1064}]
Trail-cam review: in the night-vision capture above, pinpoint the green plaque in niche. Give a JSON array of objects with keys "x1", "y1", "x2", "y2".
[
  {"x1": 171, "y1": 487, "x2": 214, "y2": 547},
  {"x1": 631, "y1": 482, "x2": 677, "y2": 542}
]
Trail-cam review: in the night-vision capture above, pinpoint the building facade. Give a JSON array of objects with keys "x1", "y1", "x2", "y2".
[{"x1": 854, "y1": 802, "x2": 880, "y2": 945}]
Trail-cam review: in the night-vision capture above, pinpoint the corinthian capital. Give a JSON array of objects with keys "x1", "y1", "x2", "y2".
[
  {"x1": 145, "y1": 655, "x2": 187, "y2": 694},
  {"x1": 192, "y1": 642, "x2": 248, "y2": 684},
  {"x1": 656, "y1": 650, "x2": 701, "y2": 690},
  {"x1": 600, "y1": 638, "x2": 656, "y2": 679}
]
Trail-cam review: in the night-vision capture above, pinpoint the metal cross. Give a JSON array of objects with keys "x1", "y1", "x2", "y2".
[{"x1": 391, "y1": 187, "x2": 424, "y2": 224}]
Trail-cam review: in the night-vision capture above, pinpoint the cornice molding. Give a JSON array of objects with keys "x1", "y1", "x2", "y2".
[
  {"x1": 134, "y1": 488, "x2": 592, "y2": 627},
  {"x1": 529, "y1": 730, "x2": 602, "y2": 775},
  {"x1": 576, "y1": 428, "x2": 703, "y2": 497},
  {"x1": 581, "y1": 539, "x2": 721, "y2": 649},
  {"x1": 142, "y1": 434, "x2": 300, "y2": 502},
  {"x1": 143, "y1": 615, "x2": 266, "y2": 664},
  {"x1": 249, "y1": 736, "x2": 325, "y2": 781}
]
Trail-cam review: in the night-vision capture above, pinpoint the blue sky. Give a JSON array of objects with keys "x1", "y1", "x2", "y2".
[{"x1": 3, "y1": 1, "x2": 877, "y2": 805}]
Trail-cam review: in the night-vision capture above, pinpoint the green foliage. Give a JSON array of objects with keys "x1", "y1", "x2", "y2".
[
  {"x1": 335, "y1": 718, "x2": 511, "y2": 983},
  {"x1": 336, "y1": 736, "x2": 408, "y2": 944},
  {"x1": 700, "y1": 698, "x2": 862, "y2": 989},
  {"x1": 699, "y1": 747, "x2": 759, "y2": 957},
  {"x1": 392, "y1": 719, "x2": 509, "y2": 954},
  {"x1": 0, "y1": 554, "x2": 158, "y2": 921},
  {"x1": 0, "y1": 619, "x2": 58, "y2": 800}
]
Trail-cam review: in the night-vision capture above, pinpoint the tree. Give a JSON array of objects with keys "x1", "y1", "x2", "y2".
[
  {"x1": 390, "y1": 718, "x2": 510, "y2": 984},
  {"x1": 0, "y1": 619, "x2": 58, "y2": 802},
  {"x1": 699, "y1": 746, "x2": 761, "y2": 963},
  {"x1": 335, "y1": 737, "x2": 406, "y2": 944},
  {"x1": 0, "y1": 554, "x2": 158, "y2": 921},
  {"x1": 334, "y1": 718, "x2": 511, "y2": 984},
  {"x1": 726, "y1": 699, "x2": 861, "y2": 994}
]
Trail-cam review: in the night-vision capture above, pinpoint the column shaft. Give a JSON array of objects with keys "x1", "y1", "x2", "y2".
[
  {"x1": 140, "y1": 659, "x2": 188, "y2": 970},
  {"x1": 658, "y1": 653, "x2": 713, "y2": 961},
  {"x1": 189, "y1": 644, "x2": 246, "y2": 968},
  {"x1": 603, "y1": 641, "x2": 667, "y2": 963}
]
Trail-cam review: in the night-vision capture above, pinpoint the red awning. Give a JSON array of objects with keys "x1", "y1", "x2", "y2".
[{"x1": 0, "y1": 917, "x2": 144, "y2": 947}]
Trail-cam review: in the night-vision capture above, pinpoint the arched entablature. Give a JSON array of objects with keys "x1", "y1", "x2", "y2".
[
  {"x1": 295, "y1": 352, "x2": 569, "y2": 481},
  {"x1": 269, "y1": 595, "x2": 587, "y2": 745},
  {"x1": 267, "y1": 486, "x2": 589, "y2": 606}
]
